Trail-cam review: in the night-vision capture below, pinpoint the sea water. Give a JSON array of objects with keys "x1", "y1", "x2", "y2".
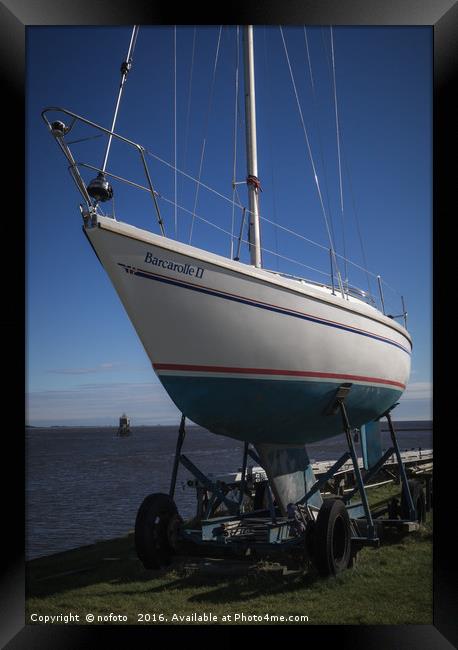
[{"x1": 26, "y1": 422, "x2": 432, "y2": 560}]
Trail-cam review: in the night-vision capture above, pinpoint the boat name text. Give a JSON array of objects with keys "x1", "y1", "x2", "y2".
[{"x1": 144, "y1": 252, "x2": 204, "y2": 279}]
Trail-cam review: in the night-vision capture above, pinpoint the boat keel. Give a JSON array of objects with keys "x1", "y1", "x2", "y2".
[{"x1": 253, "y1": 443, "x2": 323, "y2": 515}]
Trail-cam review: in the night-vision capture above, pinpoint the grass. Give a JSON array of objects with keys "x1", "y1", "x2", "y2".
[{"x1": 26, "y1": 484, "x2": 432, "y2": 626}]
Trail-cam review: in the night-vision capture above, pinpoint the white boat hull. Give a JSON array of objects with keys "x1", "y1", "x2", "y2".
[{"x1": 85, "y1": 216, "x2": 411, "y2": 444}]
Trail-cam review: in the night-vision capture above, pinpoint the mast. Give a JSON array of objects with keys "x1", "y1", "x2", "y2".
[{"x1": 243, "y1": 26, "x2": 262, "y2": 268}]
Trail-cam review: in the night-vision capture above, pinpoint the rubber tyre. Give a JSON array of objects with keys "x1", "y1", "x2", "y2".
[
  {"x1": 401, "y1": 479, "x2": 426, "y2": 523},
  {"x1": 314, "y1": 498, "x2": 351, "y2": 577},
  {"x1": 135, "y1": 493, "x2": 180, "y2": 569}
]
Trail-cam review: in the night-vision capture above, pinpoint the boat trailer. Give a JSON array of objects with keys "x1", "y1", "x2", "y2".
[{"x1": 134, "y1": 384, "x2": 432, "y2": 576}]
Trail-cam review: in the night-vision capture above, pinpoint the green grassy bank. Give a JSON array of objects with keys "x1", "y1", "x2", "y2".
[{"x1": 26, "y1": 487, "x2": 432, "y2": 626}]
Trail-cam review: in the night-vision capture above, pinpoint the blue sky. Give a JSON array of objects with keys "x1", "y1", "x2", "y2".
[{"x1": 26, "y1": 25, "x2": 432, "y2": 426}]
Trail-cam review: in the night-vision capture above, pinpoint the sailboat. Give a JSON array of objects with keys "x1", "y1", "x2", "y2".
[{"x1": 42, "y1": 25, "x2": 411, "y2": 515}]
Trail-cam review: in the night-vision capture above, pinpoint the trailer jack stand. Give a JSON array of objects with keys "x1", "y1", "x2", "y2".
[
  {"x1": 380, "y1": 406, "x2": 417, "y2": 522},
  {"x1": 317, "y1": 386, "x2": 419, "y2": 545},
  {"x1": 327, "y1": 383, "x2": 377, "y2": 540}
]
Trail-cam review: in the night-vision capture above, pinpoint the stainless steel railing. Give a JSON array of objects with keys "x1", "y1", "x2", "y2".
[{"x1": 42, "y1": 106, "x2": 408, "y2": 329}]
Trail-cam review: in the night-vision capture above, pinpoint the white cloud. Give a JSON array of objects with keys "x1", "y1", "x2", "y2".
[
  {"x1": 394, "y1": 381, "x2": 432, "y2": 420},
  {"x1": 401, "y1": 382, "x2": 433, "y2": 401},
  {"x1": 47, "y1": 362, "x2": 123, "y2": 375},
  {"x1": 26, "y1": 381, "x2": 181, "y2": 426}
]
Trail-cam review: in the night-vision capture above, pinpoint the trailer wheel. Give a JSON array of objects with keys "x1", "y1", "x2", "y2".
[
  {"x1": 401, "y1": 479, "x2": 426, "y2": 523},
  {"x1": 314, "y1": 498, "x2": 351, "y2": 577},
  {"x1": 135, "y1": 493, "x2": 182, "y2": 569}
]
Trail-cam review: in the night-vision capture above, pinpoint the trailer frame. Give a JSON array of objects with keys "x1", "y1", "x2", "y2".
[{"x1": 135, "y1": 384, "x2": 432, "y2": 574}]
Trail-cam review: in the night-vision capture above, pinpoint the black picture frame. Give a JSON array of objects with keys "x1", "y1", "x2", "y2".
[{"x1": 3, "y1": 0, "x2": 456, "y2": 647}]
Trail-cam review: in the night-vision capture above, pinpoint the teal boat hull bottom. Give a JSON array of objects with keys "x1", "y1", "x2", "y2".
[{"x1": 159, "y1": 375, "x2": 402, "y2": 445}]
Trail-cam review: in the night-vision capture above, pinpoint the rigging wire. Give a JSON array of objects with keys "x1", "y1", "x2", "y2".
[
  {"x1": 303, "y1": 27, "x2": 337, "y2": 251},
  {"x1": 101, "y1": 25, "x2": 139, "y2": 173},
  {"x1": 321, "y1": 26, "x2": 332, "y2": 74},
  {"x1": 330, "y1": 27, "x2": 344, "y2": 216},
  {"x1": 181, "y1": 28, "x2": 197, "y2": 193},
  {"x1": 145, "y1": 147, "x2": 244, "y2": 209},
  {"x1": 188, "y1": 26, "x2": 223, "y2": 245},
  {"x1": 144, "y1": 145, "x2": 344, "y2": 261},
  {"x1": 279, "y1": 26, "x2": 344, "y2": 297},
  {"x1": 230, "y1": 26, "x2": 240, "y2": 259},
  {"x1": 173, "y1": 26, "x2": 177, "y2": 238},
  {"x1": 144, "y1": 144, "x2": 379, "y2": 280},
  {"x1": 330, "y1": 26, "x2": 348, "y2": 289},
  {"x1": 158, "y1": 192, "x2": 330, "y2": 279},
  {"x1": 67, "y1": 134, "x2": 103, "y2": 146},
  {"x1": 324, "y1": 26, "x2": 373, "y2": 300},
  {"x1": 263, "y1": 26, "x2": 280, "y2": 270},
  {"x1": 59, "y1": 27, "x2": 388, "y2": 300},
  {"x1": 260, "y1": 214, "x2": 329, "y2": 252},
  {"x1": 320, "y1": 25, "x2": 343, "y2": 268},
  {"x1": 340, "y1": 125, "x2": 374, "y2": 299}
]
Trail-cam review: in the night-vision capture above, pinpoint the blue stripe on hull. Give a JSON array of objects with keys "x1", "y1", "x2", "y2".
[
  {"x1": 120, "y1": 263, "x2": 411, "y2": 355},
  {"x1": 158, "y1": 376, "x2": 402, "y2": 445}
]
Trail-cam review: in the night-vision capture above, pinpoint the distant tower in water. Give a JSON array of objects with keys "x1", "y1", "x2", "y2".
[{"x1": 117, "y1": 413, "x2": 131, "y2": 437}]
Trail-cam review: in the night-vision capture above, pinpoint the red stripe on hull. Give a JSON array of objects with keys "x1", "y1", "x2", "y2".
[{"x1": 152, "y1": 363, "x2": 406, "y2": 390}]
